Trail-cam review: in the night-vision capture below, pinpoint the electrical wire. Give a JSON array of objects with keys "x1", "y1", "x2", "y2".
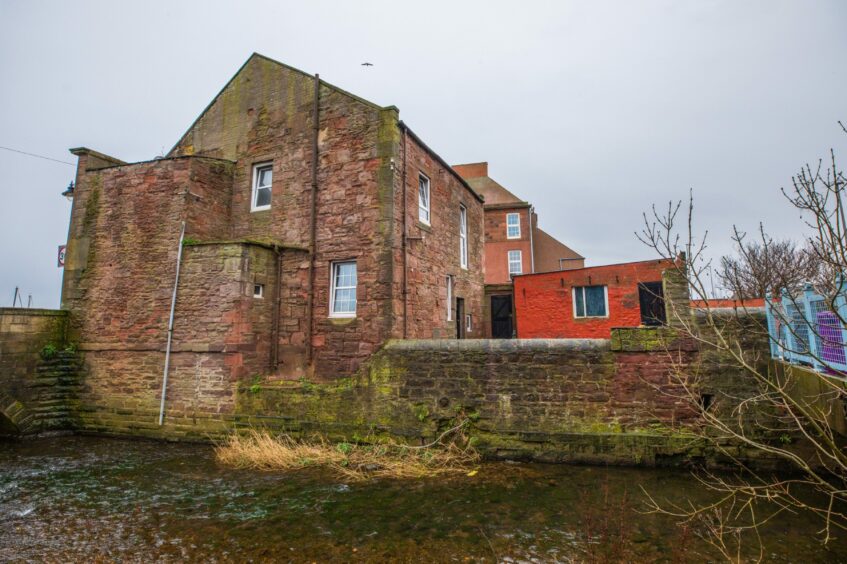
[{"x1": 0, "y1": 145, "x2": 74, "y2": 166}]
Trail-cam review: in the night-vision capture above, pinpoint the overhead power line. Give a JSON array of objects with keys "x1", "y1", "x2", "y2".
[{"x1": 0, "y1": 145, "x2": 74, "y2": 166}]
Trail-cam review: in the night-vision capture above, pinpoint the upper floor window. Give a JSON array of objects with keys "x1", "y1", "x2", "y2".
[
  {"x1": 418, "y1": 174, "x2": 431, "y2": 225},
  {"x1": 573, "y1": 285, "x2": 608, "y2": 318},
  {"x1": 446, "y1": 275, "x2": 453, "y2": 321},
  {"x1": 459, "y1": 205, "x2": 468, "y2": 269},
  {"x1": 251, "y1": 162, "x2": 273, "y2": 212},
  {"x1": 508, "y1": 250, "x2": 522, "y2": 276},
  {"x1": 506, "y1": 213, "x2": 521, "y2": 239},
  {"x1": 330, "y1": 261, "x2": 357, "y2": 317}
]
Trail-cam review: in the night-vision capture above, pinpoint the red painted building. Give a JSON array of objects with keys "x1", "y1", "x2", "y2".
[{"x1": 514, "y1": 259, "x2": 675, "y2": 339}]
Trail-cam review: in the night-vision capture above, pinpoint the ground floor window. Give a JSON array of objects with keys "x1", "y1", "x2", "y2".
[
  {"x1": 573, "y1": 285, "x2": 608, "y2": 318},
  {"x1": 446, "y1": 275, "x2": 453, "y2": 321},
  {"x1": 330, "y1": 261, "x2": 357, "y2": 317}
]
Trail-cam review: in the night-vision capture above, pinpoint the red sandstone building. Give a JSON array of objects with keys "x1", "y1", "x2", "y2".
[
  {"x1": 453, "y1": 162, "x2": 583, "y2": 338},
  {"x1": 61, "y1": 53, "x2": 485, "y2": 396},
  {"x1": 514, "y1": 259, "x2": 674, "y2": 338}
]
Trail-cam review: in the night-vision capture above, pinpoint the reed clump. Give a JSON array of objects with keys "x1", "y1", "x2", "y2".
[{"x1": 215, "y1": 427, "x2": 479, "y2": 480}]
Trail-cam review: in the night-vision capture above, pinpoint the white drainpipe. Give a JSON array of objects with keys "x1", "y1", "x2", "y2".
[
  {"x1": 158, "y1": 221, "x2": 186, "y2": 426},
  {"x1": 528, "y1": 205, "x2": 535, "y2": 273}
]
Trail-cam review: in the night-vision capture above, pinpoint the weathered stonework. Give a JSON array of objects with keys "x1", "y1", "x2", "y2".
[
  {"x1": 0, "y1": 305, "x2": 796, "y2": 470},
  {"x1": 62, "y1": 54, "x2": 485, "y2": 396},
  {"x1": 0, "y1": 309, "x2": 79, "y2": 436},
  {"x1": 225, "y1": 335, "x2": 783, "y2": 467}
]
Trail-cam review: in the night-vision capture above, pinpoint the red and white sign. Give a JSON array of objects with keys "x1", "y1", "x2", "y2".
[{"x1": 57, "y1": 245, "x2": 66, "y2": 267}]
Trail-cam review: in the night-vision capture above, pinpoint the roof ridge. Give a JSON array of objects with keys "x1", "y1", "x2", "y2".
[{"x1": 167, "y1": 53, "x2": 389, "y2": 157}]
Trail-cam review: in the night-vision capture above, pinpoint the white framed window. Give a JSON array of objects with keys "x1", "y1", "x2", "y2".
[
  {"x1": 446, "y1": 275, "x2": 453, "y2": 321},
  {"x1": 330, "y1": 261, "x2": 357, "y2": 318},
  {"x1": 465, "y1": 313, "x2": 472, "y2": 332},
  {"x1": 253, "y1": 284, "x2": 264, "y2": 298},
  {"x1": 418, "y1": 173, "x2": 431, "y2": 225},
  {"x1": 573, "y1": 285, "x2": 609, "y2": 318},
  {"x1": 508, "y1": 250, "x2": 522, "y2": 276},
  {"x1": 251, "y1": 162, "x2": 273, "y2": 212},
  {"x1": 459, "y1": 205, "x2": 468, "y2": 269},
  {"x1": 506, "y1": 213, "x2": 521, "y2": 239}
]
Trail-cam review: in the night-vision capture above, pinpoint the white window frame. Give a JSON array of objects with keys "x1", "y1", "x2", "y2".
[
  {"x1": 572, "y1": 285, "x2": 610, "y2": 319},
  {"x1": 253, "y1": 284, "x2": 264, "y2": 298},
  {"x1": 251, "y1": 162, "x2": 273, "y2": 212},
  {"x1": 508, "y1": 250, "x2": 522, "y2": 276},
  {"x1": 465, "y1": 313, "x2": 472, "y2": 332},
  {"x1": 459, "y1": 205, "x2": 468, "y2": 269},
  {"x1": 418, "y1": 173, "x2": 431, "y2": 225},
  {"x1": 506, "y1": 213, "x2": 521, "y2": 239},
  {"x1": 446, "y1": 275, "x2": 453, "y2": 321},
  {"x1": 329, "y1": 261, "x2": 357, "y2": 318}
]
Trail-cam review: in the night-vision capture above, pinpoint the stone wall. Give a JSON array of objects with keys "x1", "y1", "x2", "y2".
[
  {"x1": 75, "y1": 242, "x2": 278, "y2": 438},
  {"x1": 76, "y1": 53, "x2": 488, "y2": 380},
  {"x1": 167, "y1": 54, "x2": 402, "y2": 380},
  {"x1": 0, "y1": 308, "x2": 79, "y2": 435},
  {"x1": 1, "y1": 304, "x2": 786, "y2": 468},
  {"x1": 232, "y1": 330, "x2": 777, "y2": 467},
  {"x1": 396, "y1": 130, "x2": 485, "y2": 339}
]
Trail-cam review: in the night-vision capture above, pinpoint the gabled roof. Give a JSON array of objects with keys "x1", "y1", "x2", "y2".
[
  {"x1": 453, "y1": 162, "x2": 526, "y2": 207},
  {"x1": 464, "y1": 176, "x2": 527, "y2": 207},
  {"x1": 167, "y1": 53, "x2": 383, "y2": 157},
  {"x1": 165, "y1": 53, "x2": 483, "y2": 203},
  {"x1": 533, "y1": 226, "x2": 584, "y2": 262}
]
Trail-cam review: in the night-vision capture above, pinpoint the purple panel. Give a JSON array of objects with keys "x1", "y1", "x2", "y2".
[{"x1": 816, "y1": 310, "x2": 846, "y2": 365}]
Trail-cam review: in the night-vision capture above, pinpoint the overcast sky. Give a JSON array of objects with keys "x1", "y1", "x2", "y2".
[{"x1": 1, "y1": 0, "x2": 845, "y2": 308}]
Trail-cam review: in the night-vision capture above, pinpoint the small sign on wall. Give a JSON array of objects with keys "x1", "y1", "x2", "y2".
[{"x1": 58, "y1": 245, "x2": 66, "y2": 267}]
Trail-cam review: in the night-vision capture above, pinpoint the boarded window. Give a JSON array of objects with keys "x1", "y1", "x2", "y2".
[{"x1": 638, "y1": 281, "x2": 666, "y2": 326}]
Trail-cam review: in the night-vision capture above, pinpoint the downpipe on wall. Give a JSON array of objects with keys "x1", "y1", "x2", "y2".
[
  {"x1": 306, "y1": 73, "x2": 320, "y2": 365},
  {"x1": 158, "y1": 221, "x2": 186, "y2": 426}
]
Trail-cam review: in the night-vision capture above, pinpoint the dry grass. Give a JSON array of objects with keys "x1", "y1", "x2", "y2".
[{"x1": 215, "y1": 429, "x2": 480, "y2": 481}]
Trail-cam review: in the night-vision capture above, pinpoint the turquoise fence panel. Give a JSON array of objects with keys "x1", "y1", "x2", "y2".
[{"x1": 765, "y1": 283, "x2": 847, "y2": 378}]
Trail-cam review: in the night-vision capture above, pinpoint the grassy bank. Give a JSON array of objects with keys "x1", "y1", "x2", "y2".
[{"x1": 215, "y1": 429, "x2": 480, "y2": 480}]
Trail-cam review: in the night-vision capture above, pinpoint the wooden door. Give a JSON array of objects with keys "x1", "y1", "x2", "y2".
[{"x1": 491, "y1": 295, "x2": 513, "y2": 338}]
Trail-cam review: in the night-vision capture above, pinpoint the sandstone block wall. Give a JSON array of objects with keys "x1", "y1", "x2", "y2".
[
  {"x1": 1, "y1": 304, "x2": 785, "y2": 468},
  {"x1": 232, "y1": 332, "x2": 774, "y2": 467},
  {"x1": 0, "y1": 309, "x2": 79, "y2": 435},
  {"x1": 396, "y1": 132, "x2": 485, "y2": 340},
  {"x1": 0, "y1": 308, "x2": 67, "y2": 403},
  {"x1": 75, "y1": 241, "x2": 278, "y2": 437}
]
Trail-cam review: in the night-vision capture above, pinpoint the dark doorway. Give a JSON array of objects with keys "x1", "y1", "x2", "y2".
[
  {"x1": 638, "y1": 281, "x2": 666, "y2": 326},
  {"x1": 491, "y1": 295, "x2": 514, "y2": 338},
  {"x1": 455, "y1": 298, "x2": 465, "y2": 339}
]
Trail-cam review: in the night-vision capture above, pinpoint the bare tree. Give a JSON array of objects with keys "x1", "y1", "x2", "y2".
[
  {"x1": 636, "y1": 123, "x2": 847, "y2": 560},
  {"x1": 718, "y1": 234, "x2": 818, "y2": 299}
]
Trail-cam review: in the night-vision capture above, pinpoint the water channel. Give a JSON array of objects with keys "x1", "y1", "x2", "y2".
[{"x1": 1, "y1": 436, "x2": 844, "y2": 562}]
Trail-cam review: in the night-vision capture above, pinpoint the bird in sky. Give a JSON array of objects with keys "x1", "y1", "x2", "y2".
[{"x1": 361, "y1": 62, "x2": 373, "y2": 66}]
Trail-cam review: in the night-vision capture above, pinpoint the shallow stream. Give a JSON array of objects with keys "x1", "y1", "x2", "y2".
[{"x1": 1, "y1": 436, "x2": 844, "y2": 562}]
